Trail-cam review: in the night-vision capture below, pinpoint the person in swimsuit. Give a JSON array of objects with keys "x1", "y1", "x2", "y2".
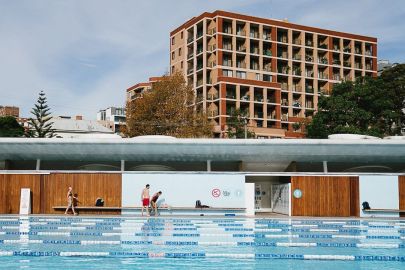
[
  {"x1": 150, "y1": 191, "x2": 162, "y2": 216},
  {"x1": 141, "y1": 184, "x2": 150, "y2": 216},
  {"x1": 64, "y1": 186, "x2": 78, "y2": 215}
]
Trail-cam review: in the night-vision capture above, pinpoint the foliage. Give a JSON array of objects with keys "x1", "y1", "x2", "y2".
[
  {"x1": 0, "y1": 116, "x2": 24, "y2": 137},
  {"x1": 27, "y1": 91, "x2": 55, "y2": 138},
  {"x1": 125, "y1": 72, "x2": 213, "y2": 138},
  {"x1": 226, "y1": 108, "x2": 255, "y2": 138},
  {"x1": 306, "y1": 72, "x2": 403, "y2": 138}
]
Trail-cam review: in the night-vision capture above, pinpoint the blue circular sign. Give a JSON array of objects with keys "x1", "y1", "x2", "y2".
[{"x1": 293, "y1": 189, "x2": 302, "y2": 199}]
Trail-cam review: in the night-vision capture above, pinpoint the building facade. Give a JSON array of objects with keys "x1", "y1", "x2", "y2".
[
  {"x1": 97, "y1": 107, "x2": 126, "y2": 134},
  {"x1": 170, "y1": 10, "x2": 378, "y2": 138},
  {"x1": 0, "y1": 106, "x2": 19, "y2": 118},
  {"x1": 126, "y1": 77, "x2": 164, "y2": 102}
]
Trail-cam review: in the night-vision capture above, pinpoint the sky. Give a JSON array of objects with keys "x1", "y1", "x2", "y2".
[{"x1": 0, "y1": 0, "x2": 404, "y2": 119}]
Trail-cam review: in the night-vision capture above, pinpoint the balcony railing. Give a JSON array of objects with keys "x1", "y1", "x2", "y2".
[
  {"x1": 254, "y1": 96, "x2": 264, "y2": 103},
  {"x1": 366, "y1": 64, "x2": 372, "y2": 70},
  {"x1": 318, "y1": 43, "x2": 328, "y2": 49},
  {"x1": 305, "y1": 71, "x2": 314, "y2": 77},
  {"x1": 365, "y1": 50, "x2": 372, "y2": 56},
  {"x1": 333, "y1": 74, "x2": 341, "y2": 81},
  {"x1": 250, "y1": 64, "x2": 259, "y2": 70},
  {"x1": 343, "y1": 47, "x2": 351, "y2": 53},
  {"x1": 355, "y1": 63, "x2": 362, "y2": 69},
  {"x1": 318, "y1": 73, "x2": 328, "y2": 79},
  {"x1": 279, "y1": 67, "x2": 289, "y2": 74},
  {"x1": 292, "y1": 68, "x2": 301, "y2": 76},
  {"x1": 240, "y1": 95, "x2": 250, "y2": 101},
  {"x1": 281, "y1": 114, "x2": 288, "y2": 121}
]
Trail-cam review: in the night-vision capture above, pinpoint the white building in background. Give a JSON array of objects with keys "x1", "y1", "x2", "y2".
[
  {"x1": 97, "y1": 107, "x2": 126, "y2": 134},
  {"x1": 52, "y1": 115, "x2": 121, "y2": 139}
]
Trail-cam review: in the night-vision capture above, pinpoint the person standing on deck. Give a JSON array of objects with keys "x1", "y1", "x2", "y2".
[
  {"x1": 141, "y1": 184, "x2": 150, "y2": 216},
  {"x1": 64, "y1": 186, "x2": 78, "y2": 215}
]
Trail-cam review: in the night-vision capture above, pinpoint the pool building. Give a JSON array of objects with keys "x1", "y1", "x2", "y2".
[{"x1": 0, "y1": 136, "x2": 404, "y2": 218}]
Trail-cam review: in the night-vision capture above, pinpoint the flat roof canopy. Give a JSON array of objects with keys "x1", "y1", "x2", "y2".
[{"x1": 0, "y1": 138, "x2": 404, "y2": 163}]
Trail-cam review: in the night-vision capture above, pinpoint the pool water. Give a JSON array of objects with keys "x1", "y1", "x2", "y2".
[{"x1": 0, "y1": 216, "x2": 404, "y2": 269}]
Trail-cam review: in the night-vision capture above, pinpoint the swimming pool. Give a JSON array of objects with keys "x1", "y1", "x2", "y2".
[{"x1": 0, "y1": 216, "x2": 404, "y2": 269}]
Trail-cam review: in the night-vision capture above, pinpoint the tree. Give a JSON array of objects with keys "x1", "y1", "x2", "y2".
[
  {"x1": 226, "y1": 109, "x2": 255, "y2": 138},
  {"x1": 0, "y1": 116, "x2": 24, "y2": 137},
  {"x1": 380, "y1": 64, "x2": 405, "y2": 132},
  {"x1": 125, "y1": 72, "x2": 212, "y2": 138},
  {"x1": 306, "y1": 76, "x2": 402, "y2": 138},
  {"x1": 27, "y1": 91, "x2": 55, "y2": 138}
]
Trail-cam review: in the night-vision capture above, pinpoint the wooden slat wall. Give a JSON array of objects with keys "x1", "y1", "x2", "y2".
[
  {"x1": 0, "y1": 173, "x2": 122, "y2": 215},
  {"x1": 0, "y1": 174, "x2": 42, "y2": 214},
  {"x1": 399, "y1": 176, "x2": 405, "y2": 218},
  {"x1": 42, "y1": 173, "x2": 122, "y2": 214},
  {"x1": 291, "y1": 176, "x2": 359, "y2": 217}
]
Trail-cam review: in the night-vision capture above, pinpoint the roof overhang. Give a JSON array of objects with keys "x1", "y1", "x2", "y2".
[{"x1": 0, "y1": 138, "x2": 404, "y2": 163}]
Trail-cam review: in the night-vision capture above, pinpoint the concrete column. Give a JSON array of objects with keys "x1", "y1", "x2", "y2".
[
  {"x1": 121, "y1": 160, "x2": 125, "y2": 172},
  {"x1": 207, "y1": 160, "x2": 212, "y2": 172},
  {"x1": 36, "y1": 159, "x2": 41, "y2": 171},
  {"x1": 323, "y1": 161, "x2": 328, "y2": 173}
]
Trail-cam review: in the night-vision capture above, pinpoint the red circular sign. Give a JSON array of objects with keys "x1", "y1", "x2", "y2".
[{"x1": 212, "y1": 188, "x2": 221, "y2": 198}]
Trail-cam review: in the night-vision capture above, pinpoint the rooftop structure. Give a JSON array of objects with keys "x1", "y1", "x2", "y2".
[
  {"x1": 170, "y1": 10, "x2": 377, "y2": 138},
  {"x1": 126, "y1": 76, "x2": 164, "y2": 102}
]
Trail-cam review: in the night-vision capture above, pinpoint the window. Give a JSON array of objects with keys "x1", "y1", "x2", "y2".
[
  {"x1": 171, "y1": 37, "x2": 175, "y2": 45},
  {"x1": 178, "y1": 48, "x2": 182, "y2": 56},
  {"x1": 222, "y1": 69, "x2": 233, "y2": 77},
  {"x1": 181, "y1": 31, "x2": 183, "y2": 39},
  {"x1": 236, "y1": 71, "x2": 246, "y2": 79},
  {"x1": 171, "y1": 51, "x2": 175, "y2": 60},
  {"x1": 180, "y1": 61, "x2": 183, "y2": 69},
  {"x1": 255, "y1": 73, "x2": 260, "y2": 80},
  {"x1": 171, "y1": 66, "x2": 175, "y2": 74}
]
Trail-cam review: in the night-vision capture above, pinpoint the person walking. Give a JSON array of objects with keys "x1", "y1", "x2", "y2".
[
  {"x1": 64, "y1": 186, "x2": 78, "y2": 215},
  {"x1": 150, "y1": 191, "x2": 162, "y2": 216},
  {"x1": 141, "y1": 184, "x2": 150, "y2": 216}
]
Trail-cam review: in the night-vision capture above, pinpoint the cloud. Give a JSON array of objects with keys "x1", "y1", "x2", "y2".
[{"x1": 0, "y1": 0, "x2": 404, "y2": 119}]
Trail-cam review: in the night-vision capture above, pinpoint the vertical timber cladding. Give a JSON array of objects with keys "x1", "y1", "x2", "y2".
[
  {"x1": 0, "y1": 174, "x2": 42, "y2": 214},
  {"x1": 42, "y1": 173, "x2": 122, "y2": 214},
  {"x1": 400, "y1": 176, "x2": 405, "y2": 218},
  {"x1": 291, "y1": 176, "x2": 359, "y2": 217}
]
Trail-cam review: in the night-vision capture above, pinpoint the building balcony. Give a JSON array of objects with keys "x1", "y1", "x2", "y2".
[
  {"x1": 208, "y1": 28, "x2": 216, "y2": 36},
  {"x1": 305, "y1": 87, "x2": 314, "y2": 93},
  {"x1": 318, "y1": 73, "x2": 328, "y2": 80},
  {"x1": 305, "y1": 55, "x2": 313, "y2": 62},
  {"x1": 263, "y1": 34, "x2": 272, "y2": 41},
  {"x1": 264, "y1": 50, "x2": 272, "y2": 57},
  {"x1": 226, "y1": 93, "x2": 236, "y2": 99},
  {"x1": 196, "y1": 80, "x2": 203, "y2": 87},
  {"x1": 333, "y1": 74, "x2": 341, "y2": 81},
  {"x1": 343, "y1": 61, "x2": 351, "y2": 68},
  {"x1": 318, "y1": 57, "x2": 328, "y2": 64},
  {"x1": 292, "y1": 85, "x2": 302, "y2": 92},
  {"x1": 236, "y1": 62, "x2": 246, "y2": 68},
  {"x1": 343, "y1": 47, "x2": 351, "y2": 53},
  {"x1": 281, "y1": 83, "x2": 289, "y2": 90},
  {"x1": 187, "y1": 53, "x2": 194, "y2": 59},
  {"x1": 305, "y1": 71, "x2": 314, "y2": 77},
  {"x1": 293, "y1": 39, "x2": 301, "y2": 45},
  {"x1": 254, "y1": 112, "x2": 264, "y2": 118},
  {"x1": 355, "y1": 63, "x2": 362, "y2": 69},
  {"x1": 208, "y1": 94, "x2": 219, "y2": 100},
  {"x1": 318, "y1": 43, "x2": 328, "y2": 49},
  {"x1": 278, "y1": 36, "x2": 288, "y2": 43},
  {"x1": 223, "y1": 27, "x2": 232, "y2": 34},
  {"x1": 196, "y1": 31, "x2": 203, "y2": 39},
  {"x1": 365, "y1": 50, "x2": 372, "y2": 56},
  {"x1": 281, "y1": 114, "x2": 288, "y2": 121},
  {"x1": 251, "y1": 48, "x2": 259, "y2": 54},
  {"x1": 366, "y1": 64, "x2": 372, "y2": 70},
  {"x1": 250, "y1": 32, "x2": 259, "y2": 38},
  {"x1": 292, "y1": 68, "x2": 302, "y2": 76},
  {"x1": 223, "y1": 44, "x2": 233, "y2": 51},
  {"x1": 236, "y1": 45, "x2": 246, "y2": 52},
  {"x1": 293, "y1": 54, "x2": 301, "y2": 61},
  {"x1": 333, "y1": 59, "x2": 341, "y2": 65},
  {"x1": 333, "y1": 46, "x2": 340, "y2": 52},
  {"x1": 236, "y1": 30, "x2": 246, "y2": 36},
  {"x1": 196, "y1": 63, "x2": 203, "y2": 70},
  {"x1": 305, "y1": 40, "x2": 313, "y2": 47},
  {"x1": 207, "y1": 44, "x2": 216, "y2": 52},
  {"x1": 355, "y1": 48, "x2": 362, "y2": 54},
  {"x1": 187, "y1": 68, "x2": 193, "y2": 74},
  {"x1": 241, "y1": 95, "x2": 250, "y2": 101},
  {"x1": 250, "y1": 64, "x2": 259, "y2": 70},
  {"x1": 278, "y1": 52, "x2": 288, "y2": 59},
  {"x1": 292, "y1": 101, "x2": 301, "y2": 108},
  {"x1": 223, "y1": 60, "x2": 232, "y2": 67},
  {"x1": 208, "y1": 61, "x2": 216, "y2": 68},
  {"x1": 279, "y1": 67, "x2": 289, "y2": 74},
  {"x1": 187, "y1": 37, "x2": 194, "y2": 43},
  {"x1": 263, "y1": 65, "x2": 272, "y2": 72}
]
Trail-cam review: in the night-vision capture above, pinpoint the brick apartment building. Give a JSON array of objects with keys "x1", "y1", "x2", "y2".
[
  {"x1": 128, "y1": 10, "x2": 377, "y2": 138},
  {"x1": 0, "y1": 106, "x2": 19, "y2": 118}
]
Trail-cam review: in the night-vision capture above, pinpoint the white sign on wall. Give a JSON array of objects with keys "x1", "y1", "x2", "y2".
[
  {"x1": 19, "y1": 188, "x2": 31, "y2": 215},
  {"x1": 122, "y1": 173, "x2": 245, "y2": 208}
]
